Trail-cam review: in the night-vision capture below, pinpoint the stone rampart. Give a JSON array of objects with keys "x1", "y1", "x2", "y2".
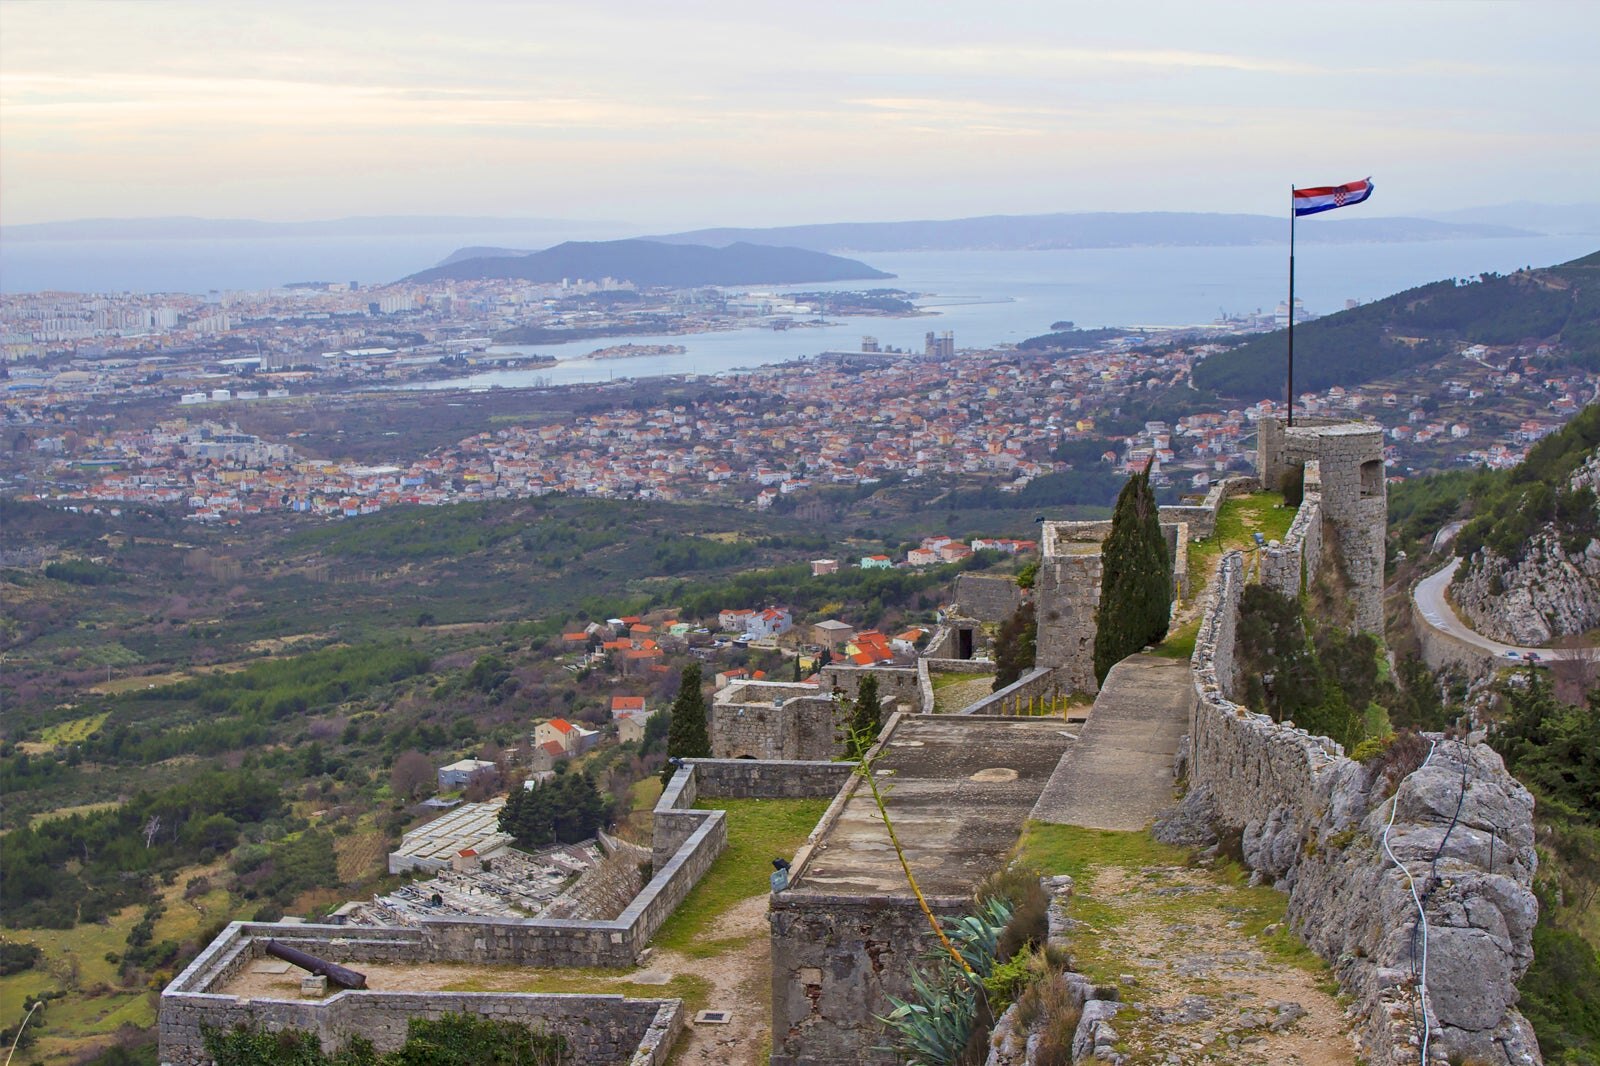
[
  {"x1": 1257, "y1": 418, "x2": 1386, "y2": 631},
  {"x1": 951, "y1": 572, "x2": 1025, "y2": 623},
  {"x1": 1158, "y1": 475, "x2": 1260, "y2": 539},
  {"x1": 954, "y1": 666, "x2": 1058, "y2": 716},
  {"x1": 1184, "y1": 549, "x2": 1543, "y2": 1065}
]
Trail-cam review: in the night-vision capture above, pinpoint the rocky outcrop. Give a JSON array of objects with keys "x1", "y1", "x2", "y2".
[
  {"x1": 1454, "y1": 452, "x2": 1600, "y2": 646},
  {"x1": 1287, "y1": 738, "x2": 1543, "y2": 1066}
]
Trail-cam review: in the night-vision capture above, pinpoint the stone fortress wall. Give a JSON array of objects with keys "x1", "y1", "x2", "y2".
[
  {"x1": 1259, "y1": 460, "x2": 1324, "y2": 598},
  {"x1": 1257, "y1": 417, "x2": 1387, "y2": 631},
  {"x1": 949, "y1": 571, "x2": 1026, "y2": 623},
  {"x1": 710, "y1": 680, "x2": 846, "y2": 760},
  {"x1": 1183, "y1": 421, "x2": 1543, "y2": 1065},
  {"x1": 1034, "y1": 476, "x2": 1251, "y2": 695},
  {"x1": 161, "y1": 758, "x2": 845, "y2": 1065}
]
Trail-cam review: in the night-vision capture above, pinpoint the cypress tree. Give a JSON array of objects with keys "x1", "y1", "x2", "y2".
[
  {"x1": 663, "y1": 662, "x2": 711, "y2": 780},
  {"x1": 845, "y1": 674, "x2": 884, "y2": 758},
  {"x1": 1093, "y1": 461, "x2": 1171, "y2": 684}
]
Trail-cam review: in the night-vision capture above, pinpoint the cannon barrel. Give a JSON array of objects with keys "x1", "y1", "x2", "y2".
[{"x1": 263, "y1": 939, "x2": 368, "y2": 990}]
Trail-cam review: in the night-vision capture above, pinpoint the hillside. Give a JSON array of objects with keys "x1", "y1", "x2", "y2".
[
  {"x1": 1192, "y1": 250, "x2": 1600, "y2": 401},
  {"x1": 1449, "y1": 404, "x2": 1600, "y2": 645},
  {"x1": 403, "y1": 239, "x2": 892, "y2": 287},
  {"x1": 645, "y1": 211, "x2": 1531, "y2": 252}
]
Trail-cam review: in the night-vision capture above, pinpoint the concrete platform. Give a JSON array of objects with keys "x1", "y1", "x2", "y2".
[
  {"x1": 789, "y1": 715, "x2": 1076, "y2": 898},
  {"x1": 1030, "y1": 654, "x2": 1191, "y2": 830}
]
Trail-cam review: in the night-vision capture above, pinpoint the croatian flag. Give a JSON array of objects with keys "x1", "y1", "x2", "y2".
[{"x1": 1293, "y1": 177, "x2": 1374, "y2": 217}]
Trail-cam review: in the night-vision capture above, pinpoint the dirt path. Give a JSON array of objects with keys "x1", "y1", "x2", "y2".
[
  {"x1": 640, "y1": 894, "x2": 771, "y2": 1065},
  {"x1": 1069, "y1": 859, "x2": 1356, "y2": 1066}
]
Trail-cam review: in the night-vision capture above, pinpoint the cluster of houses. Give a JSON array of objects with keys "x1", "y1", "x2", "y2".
[{"x1": 858, "y1": 534, "x2": 1038, "y2": 571}]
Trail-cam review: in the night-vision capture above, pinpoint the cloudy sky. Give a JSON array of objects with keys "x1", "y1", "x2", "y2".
[{"x1": 3, "y1": 0, "x2": 1596, "y2": 227}]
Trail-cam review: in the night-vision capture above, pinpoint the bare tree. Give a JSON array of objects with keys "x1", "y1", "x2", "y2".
[
  {"x1": 143, "y1": 815, "x2": 162, "y2": 849},
  {"x1": 389, "y1": 751, "x2": 435, "y2": 802}
]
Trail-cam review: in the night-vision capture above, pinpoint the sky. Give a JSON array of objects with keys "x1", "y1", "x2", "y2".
[{"x1": 2, "y1": 0, "x2": 1598, "y2": 228}]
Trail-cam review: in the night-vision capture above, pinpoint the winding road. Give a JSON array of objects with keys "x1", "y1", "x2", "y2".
[{"x1": 1412, "y1": 558, "x2": 1591, "y2": 663}]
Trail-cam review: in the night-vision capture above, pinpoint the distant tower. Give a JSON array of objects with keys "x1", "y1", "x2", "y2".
[
  {"x1": 1256, "y1": 418, "x2": 1387, "y2": 632},
  {"x1": 861, "y1": 336, "x2": 880, "y2": 353}
]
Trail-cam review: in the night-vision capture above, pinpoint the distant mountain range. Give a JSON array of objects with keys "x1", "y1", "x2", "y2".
[
  {"x1": 640, "y1": 212, "x2": 1538, "y2": 253},
  {"x1": 402, "y1": 239, "x2": 893, "y2": 287}
]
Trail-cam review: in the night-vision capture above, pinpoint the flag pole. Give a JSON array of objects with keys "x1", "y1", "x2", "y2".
[{"x1": 1288, "y1": 184, "x2": 1296, "y2": 428}]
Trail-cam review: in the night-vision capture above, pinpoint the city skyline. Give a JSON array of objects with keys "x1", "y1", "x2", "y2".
[{"x1": 3, "y1": 1, "x2": 1598, "y2": 228}]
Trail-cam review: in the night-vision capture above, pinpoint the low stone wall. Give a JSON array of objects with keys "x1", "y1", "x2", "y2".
[
  {"x1": 954, "y1": 666, "x2": 1057, "y2": 716},
  {"x1": 160, "y1": 987, "x2": 679, "y2": 1066},
  {"x1": 1159, "y1": 475, "x2": 1260, "y2": 540},
  {"x1": 1185, "y1": 548, "x2": 1543, "y2": 1066},
  {"x1": 683, "y1": 758, "x2": 854, "y2": 799},
  {"x1": 917, "y1": 657, "x2": 997, "y2": 714}
]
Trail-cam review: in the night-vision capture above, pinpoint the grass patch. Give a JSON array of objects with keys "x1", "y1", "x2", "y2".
[
  {"x1": 38, "y1": 712, "x2": 110, "y2": 745},
  {"x1": 1187, "y1": 492, "x2": 1294, "y2": 584},
  {"x1": 1152, "y1": 619, "x2": 1199, "y2": 660},
  {"x1": 650, "y1": 797, "x2": 830, "y2": 957},
  {"x1": 1017, "y1": 822, "x2": 1190, "y2": 881},
  {"x1": 30, "y1": 800, "x2": 122, "y2": 828},
  {"x1": 931, "y1": 670, "x2": 990, "y2": 690}
]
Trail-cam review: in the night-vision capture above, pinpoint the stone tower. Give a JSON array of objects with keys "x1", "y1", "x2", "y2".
[{"x1": 1256, "y1": 417, "x2": 1387, "y2": 633}]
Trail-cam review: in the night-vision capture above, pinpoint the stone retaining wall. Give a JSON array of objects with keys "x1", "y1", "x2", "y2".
[
  {"x1": 683, "y1": 758, "x2": 854, "y2": 799},
  {"x1": 1185, "y1": 548, "x2": 1543, "y2": 1066},
  {"x1": 1411, "y1": 592, "x2": 1498, "y2": 675}
]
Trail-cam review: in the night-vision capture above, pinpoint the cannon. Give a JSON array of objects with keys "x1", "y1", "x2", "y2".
[{"x1": 263, "y1": 939, "x2": 368, "y2": 990}]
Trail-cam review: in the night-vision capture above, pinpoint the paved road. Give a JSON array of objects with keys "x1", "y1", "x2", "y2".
[
  {"x1": 1031, "y1": 654, "x2": 1191, "y2": 830},
  {"x1": 1413, "y1": 558, "x2": 1589, "y2": 663}
]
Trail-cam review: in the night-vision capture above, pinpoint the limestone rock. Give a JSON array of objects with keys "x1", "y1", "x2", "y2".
[{"x1": 1454, "y1": 451, "x2": 1600, "y2": 646}]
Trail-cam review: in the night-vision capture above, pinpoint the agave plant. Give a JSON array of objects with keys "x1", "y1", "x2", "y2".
[
  {"x1": 940, "y1": 897, "x2": 1013, "y2": 981},
  {"x1": 878, "y1": 966, "x2": 978, "y2": 1066}
]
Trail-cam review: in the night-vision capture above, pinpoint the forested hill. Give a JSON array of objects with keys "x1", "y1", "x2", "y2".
[
  {"x1": 404, "y1": 239, "x2": 892, "y2": 286},
  {"x1": 1191, "y1": 250, "x2": 1600, "y2": 401}
]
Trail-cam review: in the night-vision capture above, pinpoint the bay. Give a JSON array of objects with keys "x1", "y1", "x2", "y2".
[{"x1": 404, "y1": 236, "x2": 1598, "y2": 390}]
